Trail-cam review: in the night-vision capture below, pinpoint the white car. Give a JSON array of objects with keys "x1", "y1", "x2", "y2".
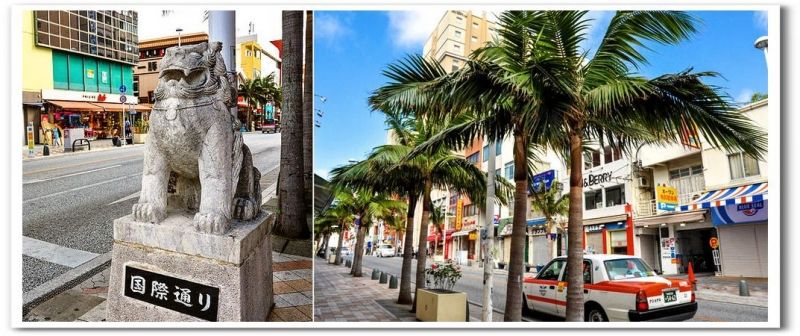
[
  {"x1": 375, "y1": 244, "x2": 396, "y2": 258},
  {"x1": 522, "y1": 254, "x2": 697, "y2": 322}
]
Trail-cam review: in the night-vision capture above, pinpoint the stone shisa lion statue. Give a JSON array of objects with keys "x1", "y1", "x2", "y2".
[{"x1": 132, "y1": 41, "x2": 261, "y2": 234}]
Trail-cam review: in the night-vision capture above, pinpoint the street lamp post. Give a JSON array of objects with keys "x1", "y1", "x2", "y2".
[
  {"x1": 176, "y1": 28, "x2": 183, "y2": 46},
  {"x1": 754, "y1": 36, "x2": 768, "y2": 68}
]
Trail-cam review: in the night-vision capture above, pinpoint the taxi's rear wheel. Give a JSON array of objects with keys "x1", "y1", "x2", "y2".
[{"x1": 584, "y1": 304, "x2": 608, "y2": 322}]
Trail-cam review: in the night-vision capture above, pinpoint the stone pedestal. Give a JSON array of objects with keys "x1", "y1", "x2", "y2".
[{"x1": 107, "y1": 209, "x2": 274, "y2": 322}]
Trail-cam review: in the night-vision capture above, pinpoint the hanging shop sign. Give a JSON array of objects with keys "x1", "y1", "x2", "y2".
[
  {"x1": 583, "y1": 171, "x2": 614, "y2": 188},
  {"x1": 124, "y1": 266, "x2": 219, "y2": 321},
  {"x1": 468, "y1": 232, "x2": 478, "y2": 241},
  {"x1": 709, "y1": 237, "x2": 719, "y2": 249},
  {"x1": 455, "y1": 199, "x2": 463, "y2": 231},
  {"x1": 530, "y1": 169, "x2": 556, "y2": 192},
  {"x1": 656, "y1": 185, "x2": 679, "y2": 211},
  {"x1": 585, "y1": 224, "x2": 603, "y2": 233}
]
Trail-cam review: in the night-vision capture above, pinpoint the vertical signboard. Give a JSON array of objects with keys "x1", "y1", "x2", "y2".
[
  {"x1": 455, "y1": 199, "x2": 463, "y2": 231},
  {"x1": 27, "y1": 122, "x2": 35, "y2": 158}
]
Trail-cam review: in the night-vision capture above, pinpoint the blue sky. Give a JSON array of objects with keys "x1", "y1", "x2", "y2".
[{"x1": 313, "y1": 10, "x2": 769, "y2": 179}]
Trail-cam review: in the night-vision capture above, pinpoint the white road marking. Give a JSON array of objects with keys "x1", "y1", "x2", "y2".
[
  {"x1": 23, "y1": 165, "x2": 123, "y2": 185},
  {"x1": 24, "y1": 173, "x2": 142, "y2": 203},
  {"x1": 23, "y1": 236, "x2": 99, "y2": 268},
  {"x1": 108, "y1": 192, "x2": 140, "y2": 205}
]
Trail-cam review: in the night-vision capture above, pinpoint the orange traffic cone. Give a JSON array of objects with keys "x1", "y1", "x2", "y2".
[{"x1": 687, "y1": 261, "x2": 697, "y2": 291}]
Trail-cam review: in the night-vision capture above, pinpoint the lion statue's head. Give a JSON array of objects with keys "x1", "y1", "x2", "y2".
[{"x1": 154, "y1": 41, "x2": 235, "y2": 107}]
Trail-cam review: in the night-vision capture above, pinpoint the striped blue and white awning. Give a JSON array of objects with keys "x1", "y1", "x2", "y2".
[{"x1": 679, "y1": 182, "x2": 768, "y2": 211}]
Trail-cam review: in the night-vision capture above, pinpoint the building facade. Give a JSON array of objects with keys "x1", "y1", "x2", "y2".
[
  {"x1": 634, "y1": 100, "x2": 769, "y2": 278},
  {"x1": 134, "y1": 32, "x2": 208, "y2": 104},
  {"x1": 23, "y1": 10, "x2": 143, "y2": 145}
]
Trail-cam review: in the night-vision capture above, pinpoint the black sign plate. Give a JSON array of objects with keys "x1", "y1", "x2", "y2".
[{"x1": 124, "y1": 266, "x2": 220, "y2": 321}]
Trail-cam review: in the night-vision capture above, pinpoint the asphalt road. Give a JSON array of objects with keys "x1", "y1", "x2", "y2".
[
  {"x1": 22, "y1": 133, "x2": 281, "y2": 292},
  {"x1": 357, "y1": 255, "x2": 768, "y2": 322}
]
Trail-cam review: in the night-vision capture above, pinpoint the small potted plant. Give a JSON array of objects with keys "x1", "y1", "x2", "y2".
[{"x1": 415, "y1": 260, "x2": 468, "y2": 322}]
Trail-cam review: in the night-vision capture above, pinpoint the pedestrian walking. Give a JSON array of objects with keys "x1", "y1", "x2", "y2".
[{"x1": 52, "y1": 127, "x2": 61, "y2": 147}]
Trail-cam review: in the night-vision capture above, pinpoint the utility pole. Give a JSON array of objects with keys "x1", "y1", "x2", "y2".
[
  {"x1": 482, "y1": 139, "x2": 496, "y2": 321},
  {"x1": 208, "y1": 11, "x2": 237, "y2": 121}
]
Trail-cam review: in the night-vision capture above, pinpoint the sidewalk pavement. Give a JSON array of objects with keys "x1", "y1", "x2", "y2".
[
  {"x1": 314, "y1": 259, "x2": 505, "y2": 322},
  {"x1": 23, "y1": 251, "x2": 312, "y2": 322},
  {"x1": 672, "y1": 273, "x2": 768, "y2": 307},
  {"x1": 22, "y1": 139, "x2": 143, "y2": 160}
]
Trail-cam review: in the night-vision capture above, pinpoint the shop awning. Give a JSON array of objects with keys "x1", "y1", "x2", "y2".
[
  {"x1": 526, "y1": 217, "x2": 546, "y2": 226},
  {"x1": 634, "y1": 210, "x2": 706, "y2": 227},
  {"x1": 679, "y1": 182, "x2": 768, "y2": 211},
  {"x1": 583, "y1": 214, "x2": 627, "y2": 226},
  {"x1": 427, "y1": 229, "x2": 456, "y2": 242},
  {"x1": 452, "y1": 229, "x2": 474, "y2": 237},
  {"x1": 45, "y1": 100, "x2": 101, "y2": 111},
  {"x1": 92, "y1": 102, "x2": 152, "y2": 112}
]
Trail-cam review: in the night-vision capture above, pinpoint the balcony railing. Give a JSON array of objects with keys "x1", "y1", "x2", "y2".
[{"x1": 635, "y1": 192, "x2": 703, "y2": 218}]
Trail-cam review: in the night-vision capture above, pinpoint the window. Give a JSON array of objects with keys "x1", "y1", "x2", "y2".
[
  {"x1": 536, "y1": 259, "x2": 565, "y2": 281},
  {"x1": 728, "y1": 153, "x2": 760, "y2": 180},
  {"x1": 147, "y1": 61, "x2": 158, "y2": 72},
  {"x1": 467, "y1": 152, "x2": 479, "y2": 164},
  {"x1": 246, "y1": 50, "x2": 252, "y2": 57},
  {"x1": 504, "y1": 162, "x2": 514, "y2": 180},
  {"x1": 471, "y1": 36, "x2": 478, "y2": 43},
  {"x1": 495, "y1": 169, "x2": 501, "y2": 180},
  {"x1": 605, "y1": 185, "x2": 625, "y2": 207},
  {"x1": 463, "y1": 204, "x2": 476, "y2": 216},
  {"x1": 453, "y1": 43, "x2": 461, "y2": 51},
  {"x1": 668, "y1": 165, "x2": 703, "y2": 179},
  {"x1": 473, "y1": 22, "x2": 479, "y2": 29},
  {"x1": 585, "y1": 189, "x2": 603, "y2": 210},
  {"x1": 495, "y1": 141, "x2": 502, "y2": 155},
  {"x1": 483, "y1": 145, "x2": 489, "y2": 161},
  {"x1": 560, "y1": 260, "x2": 593, "y2": 284},
  {"x1": 451, "y1": 65, "x2": 459, "y2": 72},
  {"x1": 456, "y1": 15, "x2": 463, "y2": 21},
  {"x1": 584, "y1": 149, "x2": 601, "y2": 170},
  {"x1": 604, "y1": 258, "x2": 655, "y2": 280},
  {"x1": 483, "y1": 142, "x2": 502, "y2": 161},
  {"x1": 603, "y1": 146, "x2": 623, "y2": 164},
  {"x1": 454, "y1": 30, "x2": 462, "y2": 38}
]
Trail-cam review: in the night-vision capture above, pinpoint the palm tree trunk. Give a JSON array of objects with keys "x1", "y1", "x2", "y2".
[
  {"x1": 322, "y1": 233, "x2": 331, "y2": 260},
  {"x1": 504, "y1": 133, "x2": 528, "y2": 321},
  {"x1": 276, "y1": 10, "x2": 309, "y2": 239},
  {"x1": 482, "y1": 138, "x2": 496, "y2": 321},
  {"x1": 302, "y1": 11, "x2": 314, "y2": 207},
  {"x1": 398, "y1": 193, "x2": 418, "y2": 304},
  {"x1": 411, "y1": 181, "x2": 432, "y2": 313},
  {"x1": 334, "y1": 223, "x2": 346, "y2": 265},
  {"x1": 565, "y1": 131, "x2": 585, "y2": 321},
  {"x1": 351, "y1": 222, "x2": 367, "y2": 277}
]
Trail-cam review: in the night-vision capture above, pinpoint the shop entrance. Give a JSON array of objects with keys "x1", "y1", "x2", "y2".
[{"x1": 676, "y1": 228, "x2": 717, "y2": 273}]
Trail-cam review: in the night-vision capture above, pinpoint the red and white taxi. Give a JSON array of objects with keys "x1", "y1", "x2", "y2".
[{"x1": 522, "y1": 254, "x2": 697, "y2": 322}]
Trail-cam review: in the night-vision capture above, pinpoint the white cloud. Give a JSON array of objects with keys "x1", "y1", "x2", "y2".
[
  {"x1": 736, "y1": 88, "x2": 754, "y2": 104},
  {"x1": 754, "y1": 11, "x2": 768, "y2": 32},
  {"x1": 316, "y1": 12, "x2": 349, "y2": 41},
  {"x1": 387, "y1": 10, "x2": 446, "y2": 50},
  {"x1": 580, "y1": 11, "x2": 614, "y2": 54},
  {"x1": 137, "y1": 9, "x2": 208, "y2": 40}
]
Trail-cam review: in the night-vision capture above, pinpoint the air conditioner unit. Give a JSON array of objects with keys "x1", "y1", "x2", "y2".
[{"x1": 638, "y1": 176, "x2": 650, "y2": 188}]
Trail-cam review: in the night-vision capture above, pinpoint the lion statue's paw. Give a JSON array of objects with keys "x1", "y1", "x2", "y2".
[
  {"x1": 233, "y1": 197, "x2": 259, "y2": 221},
  {"x1": 194, "y1": 212, "x2": 229, "y2": 235},
  {"x1": 132, "y1": 202, "x2": 166, "y2": 223}
]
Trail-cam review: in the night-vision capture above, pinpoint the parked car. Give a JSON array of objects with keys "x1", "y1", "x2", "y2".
[
  {"x1": 522, "y1": 254, "x2": 697, "y2": 322},
  {"x1": 375, "y1": 244, "x2": 396, "y2": 258}
]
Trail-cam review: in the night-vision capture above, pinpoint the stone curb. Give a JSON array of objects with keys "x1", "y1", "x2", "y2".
[
  {"x1": 22, "y1": 144, "x2": 144, "y2": 162},
  {"x1": 696, "y1": 291, "x2": 769, "y2": 308},
  {"x1": 23, "y1": 251, "x2": 112, "y2": 316}
]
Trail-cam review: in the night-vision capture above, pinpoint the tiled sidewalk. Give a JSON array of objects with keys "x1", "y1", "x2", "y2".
[
  {"x1": 314, "y1": 260, "x2": 503, "y2": 322},
  {"x1": 23, "y1": 251, "x2": 312, "y2": 322}
]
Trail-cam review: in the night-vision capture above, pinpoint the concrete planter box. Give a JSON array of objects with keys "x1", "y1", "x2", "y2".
[
  {"x1": 415, "y1": 288, "x2": 468, "y2": 322},
  {"x1": 133, "y1": 133, "x2": 148, "y2": 144}
]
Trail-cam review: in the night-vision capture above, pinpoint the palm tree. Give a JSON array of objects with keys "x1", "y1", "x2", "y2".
[
  {"x1": 238, "y1": 77, "x2": 265, "y2": 131},
  {"x1": 331, "y1": 188, "x2": 406, "y2": 277},
  {"x1": 303, "y1": 11, "x2": 314, "y2": 208},
  {"x1": 332, "y1": 110, "x2": 512, "y2": 307},
  {"x1": 314, "y1": 210, "x2": 336, "y2": 259},
  {"x1": 383, "y1": 212, "x2": 406, "y2": 254},
  {"x1": 276, "y1": 10, "x2": 309, "y2": 239},
  {"x1": 316, "y1": 203, "x2": 353, "y2": 263},
  {"x1": 369, "y1": 10, "x2": 766, "y2": 321},
  {"x1": 530, "y1": 181, "x2": 569, "y2": 259}
]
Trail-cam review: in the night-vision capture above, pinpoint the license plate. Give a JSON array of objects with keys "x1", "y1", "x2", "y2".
[{"x1": 663, "y1": 290, "x2": 677, "y2": 303}]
